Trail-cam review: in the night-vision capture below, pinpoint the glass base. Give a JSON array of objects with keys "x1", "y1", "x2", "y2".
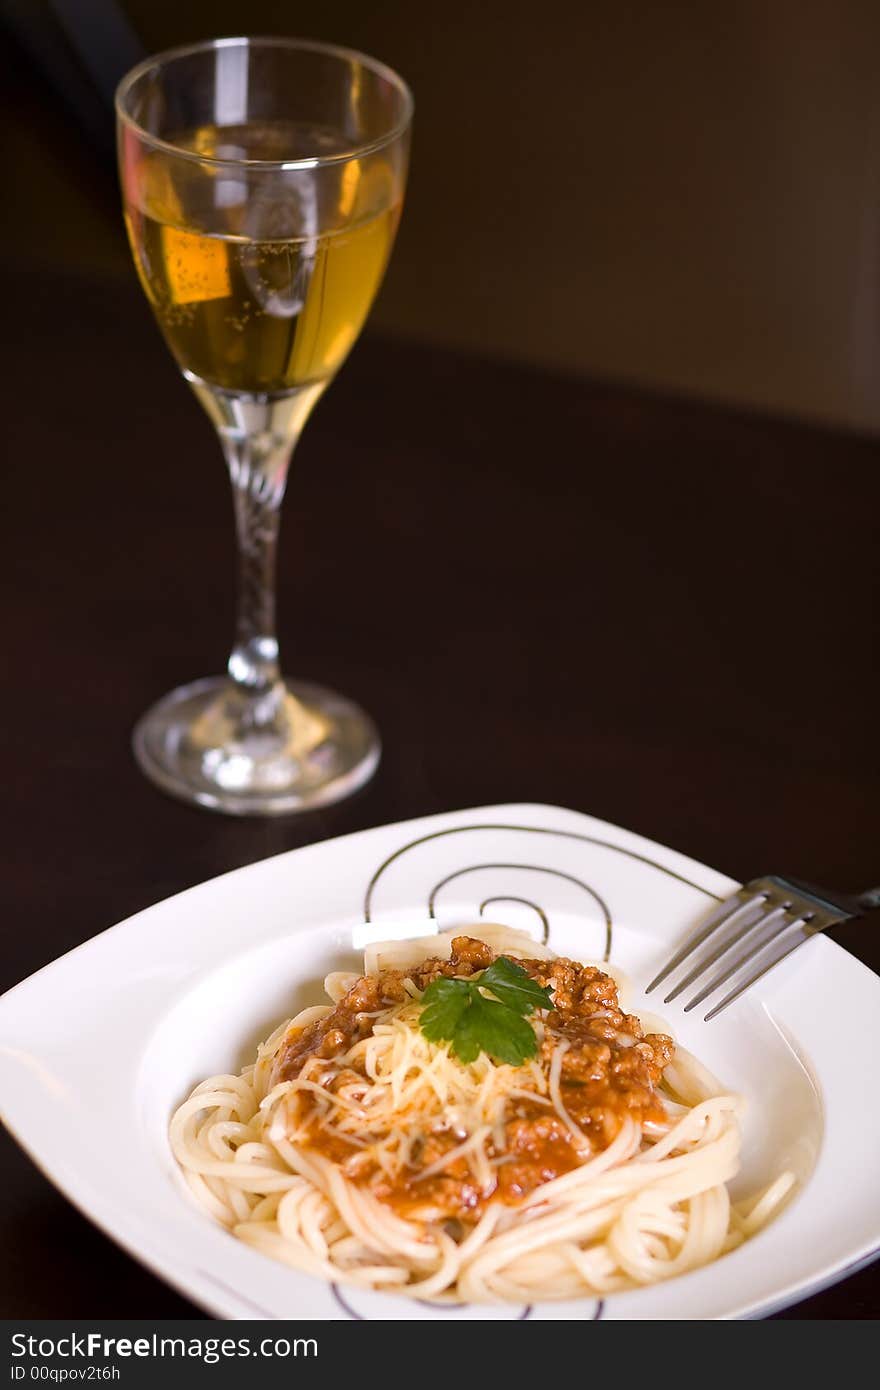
[{"x1": 133, "y1": 676, "x2": 380, "y2": 816}]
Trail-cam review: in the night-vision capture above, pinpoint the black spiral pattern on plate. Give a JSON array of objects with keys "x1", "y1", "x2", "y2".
[
  {"x1": 364, "y1": 822, "x2": 721, "y2": 926},
  {"x1": 331, "y1": 1284, "x2": 605, "y2": 1321},
  {"x1": 427, "y1": 862, "x2": 612, "y2": 958}
]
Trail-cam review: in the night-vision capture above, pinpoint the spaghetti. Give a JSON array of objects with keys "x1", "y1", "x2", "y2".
[{"x1": 170, "y1": 926, "x2": 795, "y2": 1302}]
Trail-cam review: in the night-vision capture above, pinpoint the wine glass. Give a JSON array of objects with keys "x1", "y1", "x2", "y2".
[{"x1": 115, "y1": 37, "x2": 412, "y2": 814}]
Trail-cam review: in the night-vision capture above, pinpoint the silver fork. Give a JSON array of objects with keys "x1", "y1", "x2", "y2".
[{"x1": 645, "y1": 875, "x2": 880, "y2": 1021}]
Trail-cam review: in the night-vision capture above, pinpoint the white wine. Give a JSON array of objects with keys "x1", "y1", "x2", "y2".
[{"x1": 125, "y1": 122, "x2": 401, "y2": 394}]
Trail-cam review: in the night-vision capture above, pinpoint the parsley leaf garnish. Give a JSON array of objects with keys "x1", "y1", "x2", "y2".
[
  {"x1": 453, "y1": 995, "x2": 539, "y2": 1066},
  {"x1": 419, "y1": 977, "x2": 472, "y2": 1041},
  {"x1": 418, "y1": 956, "x2": 554, "y2": 1066},
  {"x1": 478, "y1": 956, "x2": 554, "y2": 1016}
]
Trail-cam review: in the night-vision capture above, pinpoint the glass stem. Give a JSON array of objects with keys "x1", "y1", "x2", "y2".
[
  {"x1": 226, "y1": 443, "x2": 286, "y2": 699},
  {"x1": 187, "y1": 378, "x2": 325, "y2": 732}
]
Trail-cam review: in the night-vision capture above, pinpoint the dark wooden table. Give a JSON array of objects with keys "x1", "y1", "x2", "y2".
[{"x1": 3, "y1": 269, "x2": 878, "y2": 1319}]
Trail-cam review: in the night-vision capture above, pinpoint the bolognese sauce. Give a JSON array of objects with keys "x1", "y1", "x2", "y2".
[{"x1": 271, "y1": 936, "x2": 674, "y2": 1221}]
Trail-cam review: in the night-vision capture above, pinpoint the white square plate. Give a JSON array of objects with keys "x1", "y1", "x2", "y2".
[{"x1": 2, "y1": 804, "x2": 879, "y2": 1319}]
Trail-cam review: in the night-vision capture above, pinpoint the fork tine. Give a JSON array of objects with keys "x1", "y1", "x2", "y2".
[
  {"x1": 703, "y1": 931, "x2": 810, "y2": 1021},
  {"x1": 644, "y1": 891, "x2": 765, "y2": 994},
  {"x1": 662, "y1": 896, "x2": 773, "y2": 1002},
  {"x1": 681, "y1": 907, "x2": 805, "y2": 1011}
]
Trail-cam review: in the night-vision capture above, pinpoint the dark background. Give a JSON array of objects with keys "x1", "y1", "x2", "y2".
[
  {"x1": 2, "y1": 0, "x2": 879, "y2": 1320},
  {"x1": 7, "y1": 0, "x2": 880, "y2": 430}
]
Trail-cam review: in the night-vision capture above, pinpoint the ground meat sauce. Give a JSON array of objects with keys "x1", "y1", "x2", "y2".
[{"x1": 272, "y1": 937, "x2": 674, "y2": 1221}]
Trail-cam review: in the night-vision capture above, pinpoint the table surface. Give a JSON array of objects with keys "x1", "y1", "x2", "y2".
[{"x1": 3, "y1": 268, "x2": 879, "y2": 1319}]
